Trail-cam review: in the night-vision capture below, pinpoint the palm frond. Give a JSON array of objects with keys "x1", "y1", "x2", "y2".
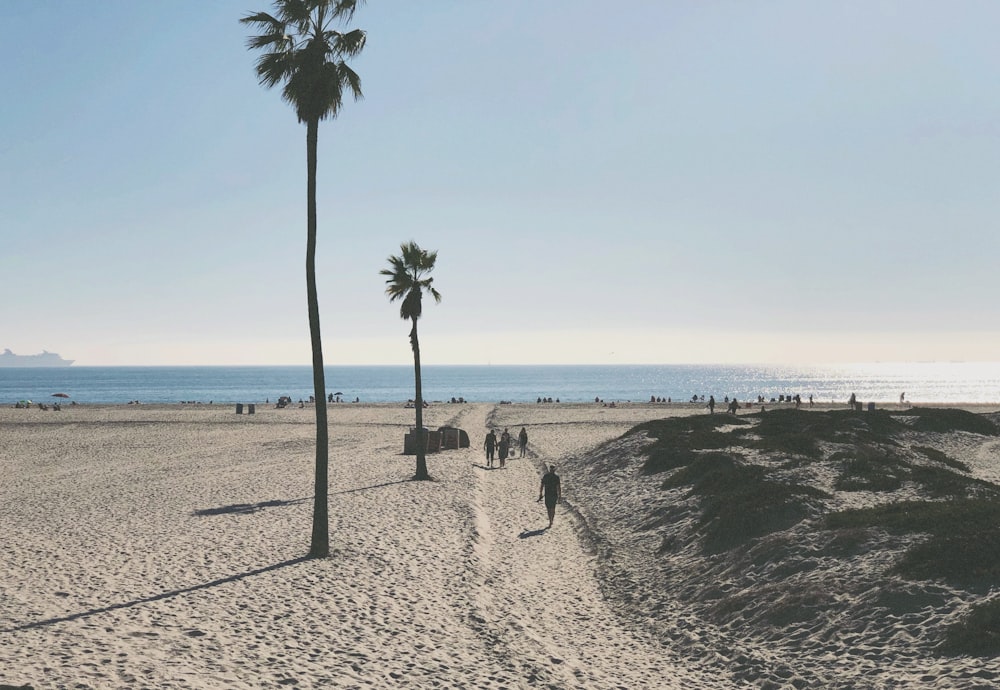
[
  {"x1": 330, "y1": 0, "x2": 364, "y2": 22},
  {"x1": 240, "y1": 11, "x2": 283, "y2": 31},
  {"x1": 280, "y1": 0, "x2": 315, "y2": 29},
  {"x1": 337, "y1": 63, "x2": 363, "y2": 102},
  {"x1": 330, "y1": 28, "x2": 366, "y2": 57},
  {"x1": 246, "y1": 31, "x2": 287, "y2": 51},
  {"x1": 252, "y1": 51, "x2": 293, "y2": 89}
]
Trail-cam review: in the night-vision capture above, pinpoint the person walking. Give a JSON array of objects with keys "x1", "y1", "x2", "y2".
[
  {"x1": 498, "y1": 428, "x2": 510, "y2": 468},
  {"x1": 538, "y1": 465, "x2": 562, "y2": 528},
  {"x1": 484, "y1": 430, "x2": 497, "y2": 468},
  {"x1": 518, "y1": 426, "x2": 528, "y2": 457}
]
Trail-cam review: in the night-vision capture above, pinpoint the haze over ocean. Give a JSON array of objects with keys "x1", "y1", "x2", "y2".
[{"x1": 2, "y1": 363, "x2": 999, "y2": 406}]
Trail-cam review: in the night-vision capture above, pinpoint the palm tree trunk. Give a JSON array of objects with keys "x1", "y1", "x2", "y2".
[
  {"x1": 411, "y1": 318, "x2": 429, "y2": 480},
  {"x1": 306, "y1": 117, "x2": 330, "y2": 557}
]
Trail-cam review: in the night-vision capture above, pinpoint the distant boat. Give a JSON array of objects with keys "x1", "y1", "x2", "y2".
[{"x1": 0, "y1": 349, "x2": 75, "y2": 367}]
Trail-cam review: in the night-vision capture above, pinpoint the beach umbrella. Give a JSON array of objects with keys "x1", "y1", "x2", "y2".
[
  {"x1": 51, "y1": 393, "x2": 70, "y2": 398},
  {"x1": 334, "y1": 392, "x2": 343, "y2": 396}
]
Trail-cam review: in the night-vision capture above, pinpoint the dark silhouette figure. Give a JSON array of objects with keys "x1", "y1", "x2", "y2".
[
  {"x1": 518, "y1": 427, "x2": 528, "y2": 457},
  {"x1": 484, "y1": 430, "x2": 497, "y2": 468},
  {"x1": 498, "y1": 428, "x2": 510, "y2": 468},
  {"x1": 538, "y1": 465, "x2": 562, "y2": 528}
]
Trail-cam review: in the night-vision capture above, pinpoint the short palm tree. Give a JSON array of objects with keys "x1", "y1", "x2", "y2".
[
  {"x1": 242, "y1": 0, "x2": 365, "y2": 558},
  {"x1": 381, "y1": 242, "x2": 442, "y2": 480}
]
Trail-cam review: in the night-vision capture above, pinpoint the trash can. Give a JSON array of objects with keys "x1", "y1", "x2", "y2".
[
  {"x1": 236, "y1": 403, "x2": 244, "y2": 414},
  {"x1": 439, "y1": 427, "x2": 460, "y2": 450},
  {"x1": 867, "y1": 402, "x2": 875, "y2": 412},
  {"x1": 248, "y1": 403, "x2": 255, "y2": 415}
]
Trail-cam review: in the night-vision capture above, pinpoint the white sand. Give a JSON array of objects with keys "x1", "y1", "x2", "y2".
[{"x1": 1, "y1": 402, "x2": 999, "y2": 688}]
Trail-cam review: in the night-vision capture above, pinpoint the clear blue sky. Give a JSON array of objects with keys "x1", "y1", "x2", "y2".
[{"x1": 3, "y1": 1, "x2": 998, "y2": 366}]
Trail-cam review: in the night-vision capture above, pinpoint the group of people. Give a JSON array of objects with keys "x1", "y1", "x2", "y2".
[
  {"x1": 483, "y1": 426, "x2": 529, "y2": 468},
  {"x1": 15, "y1": 401, "x2": 64, "y2": 410},
  {"x1": 703, "y1": 393, "x2": 815, "y2": 415},
  {"x1": 482, "y1": 426, "x2": 561, "y2": 528}
]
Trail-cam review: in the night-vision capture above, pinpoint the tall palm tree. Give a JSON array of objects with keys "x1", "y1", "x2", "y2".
[
  {"x1": 381, "y1": 241, "x2": 442, "y2": 480},
  {"x1": 242, "y1": 0, "x2": 365, "y2": 559}
]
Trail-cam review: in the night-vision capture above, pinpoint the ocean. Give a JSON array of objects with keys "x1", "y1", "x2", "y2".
[{"x1": 2, "y1": 363, "x2": 999, "y2": 405}]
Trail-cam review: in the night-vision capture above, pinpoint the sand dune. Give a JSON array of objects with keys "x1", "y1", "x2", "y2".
[{"x1": 1, "y1": 402, "x2": 998, "y2": 688}]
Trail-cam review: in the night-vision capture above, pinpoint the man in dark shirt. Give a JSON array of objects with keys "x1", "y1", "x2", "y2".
[
  {"x1": 538, "y1": 465, "x2": 561, "y2": 528},
  {"x1": 484, "y1": 430, "x2": 497, "y2": 467}
]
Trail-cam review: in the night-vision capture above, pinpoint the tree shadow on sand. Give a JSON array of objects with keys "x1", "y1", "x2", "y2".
[
  {"x1": 0, "y1": 556, "x2": 310, "y2": 634},
  {"x1": 335, "y1": 479, "x2": 414, "y2": 495},
  {"x1": 193, "y1": 498, "x2": 309, "y2": 516}
]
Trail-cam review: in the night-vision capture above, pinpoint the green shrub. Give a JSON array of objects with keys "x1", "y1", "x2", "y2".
[
  {"x1": 909, "y1": 465, "x2": 988, "y2": 499},
  {"x1": 899, "y1": 408, "x2": 1000, "y2": 435},
  {"x1": 661, "y1": 453, "x2": 741, "y2": 490},
  {"x1": 833, "y1": 446, "x2": 905, "y2": 492},
  {"x1": 634, "y1": 415, "x2": 749, "y2": 475},
  {"x1": 642, "y1": 447, "x2": 701, "y2": 476},
  {"x1": 940, "y1": 599, "x2": 1000, "y2": 657},
  {"x1": 895, "y1": 529, "x2": 1000, "y2": 585},
  {"x1": 826, "y1": 500, "x2": 1000, "y2": 587},
  {"x1": 913, "y1": 445, "x2": 970, "y2": 472},
  {"x1": 669, "y1": 457, "x2": 829, "y2": 552},
  {"x1": 740, "y1": 408, "x2": 905, "y2": 459}
]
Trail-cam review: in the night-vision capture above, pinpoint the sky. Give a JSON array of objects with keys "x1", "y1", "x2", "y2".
[{"x1": 2, "y1": 1, "x2": 999, "y2": 366}]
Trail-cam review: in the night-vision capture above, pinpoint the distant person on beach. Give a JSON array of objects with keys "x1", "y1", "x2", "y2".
[
  {"x1": 728, "y1": 397, "x2": 739, "y2": 415},
  {"x1": 848, "y1": 392, "x2": 857, "y2": 409},
  {"x1": 484, "y1": 430, "x2": 497, "y2": 467},
  {"x1": 900, "y1": 392, "x2": 906, "y2": 405},
  {"x1": 518, "y1": 426, "x2": 528, "y2": 457},
  {"x1": 708, "y1": 396, "x2": 715, "y2": 414},
  {"x1": 538, "y1": 465, "x2": 562, "y2": 528},
  {"x1": 498, "y1": 428, "x2": 510, "y2": 468}
]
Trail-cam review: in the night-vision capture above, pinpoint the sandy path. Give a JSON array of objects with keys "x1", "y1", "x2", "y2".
[{"x1": 467, "y1": 405, "x2": 724, "y2": 689}]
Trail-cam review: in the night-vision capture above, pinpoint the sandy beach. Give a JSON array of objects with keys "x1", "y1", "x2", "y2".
[{"x1": 3, "y1": 401, "x2": 1000, "y2": 689}]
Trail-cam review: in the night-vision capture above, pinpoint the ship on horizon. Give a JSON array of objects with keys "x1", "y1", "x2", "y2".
[{"x1": 0, "y1": 349, "x2": 75, "y2": 367}]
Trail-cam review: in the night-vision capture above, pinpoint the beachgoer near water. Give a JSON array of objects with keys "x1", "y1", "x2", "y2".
[
  {"x1": 518, "y1": 427, "x2": 528, "y2": 457},
  {"x1": 538, "y1": 465, "x2": 561, "y2": 528},
  {"x1": 708, "y1": 396, "x2": 715, "y2": 414},
  {"x1": 484, "y1": 430, "x2": 497, "y2": 467}
]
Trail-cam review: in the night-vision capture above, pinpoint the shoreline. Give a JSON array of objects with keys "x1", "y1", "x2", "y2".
[
  {"x1": 4, "y1": 362, "x2": 1000, "y2": 408},
  {"x1": 7, "y1": 400, "x2": 1000, "y2": 413}
]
